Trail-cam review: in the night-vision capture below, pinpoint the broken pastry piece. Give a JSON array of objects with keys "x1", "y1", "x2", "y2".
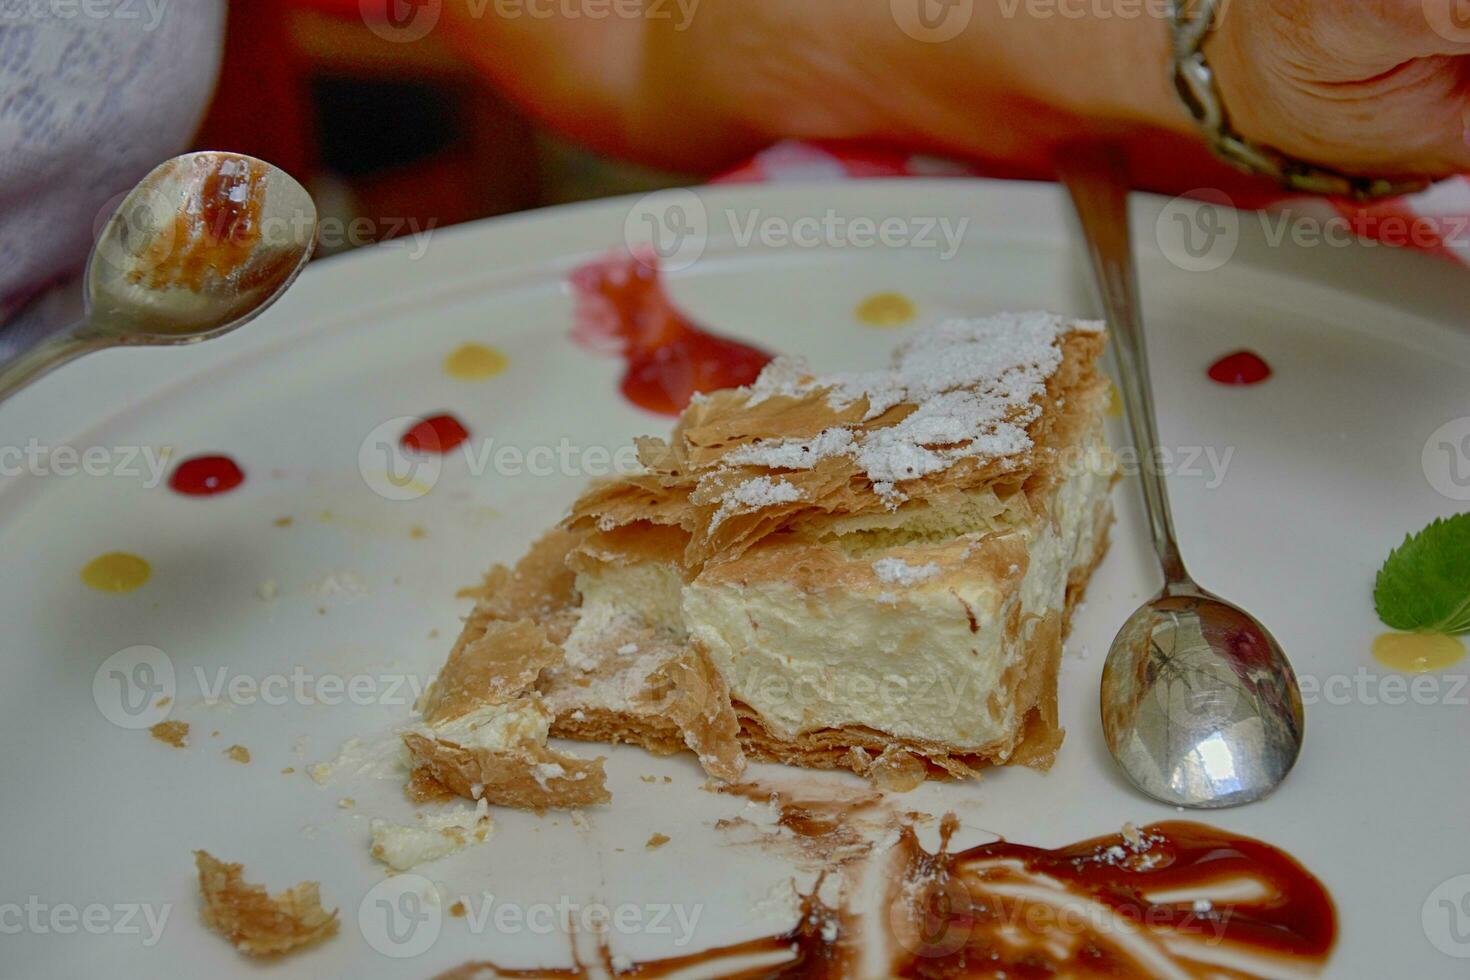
[
  {"x1": 194, "y1": 851, "x2": 338, "y2": 956},
  {"x1": 404, "y1": 608, "x2": 611, "y2": 808},
  {"x1": 425, "y1": 313, "x2": 1114, "y2": 793}
]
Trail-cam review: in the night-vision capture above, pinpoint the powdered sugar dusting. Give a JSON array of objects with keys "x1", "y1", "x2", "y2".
[
  {"x1": 724, "y1": 426, "x2": 856, "y2": 470},
  {"x1": 872, "y1": 557, "x2": 941, "y2": 586},
  {"x1": 738, "y1": 313, "x2": 1091, "y2": 501},
  {"x1": 713, "y1": 475, "x2": 804, "y2": 527}
]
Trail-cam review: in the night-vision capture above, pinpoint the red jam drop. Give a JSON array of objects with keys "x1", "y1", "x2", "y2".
[
  {"x1": 1208, "y1": 349, "x2": 1272, "y2": 385},
  {"x1": 168, "y1": 455, "x2": 245, "y2": 496},
  {"x1": 570, "y1": 251, "x2": 773, "y2": 416},
  {"x1": 401, "y1": 414, "x2": 469, "y2": 454}
]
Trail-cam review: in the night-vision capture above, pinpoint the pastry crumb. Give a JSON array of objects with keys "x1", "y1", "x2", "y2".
[
  {"x1": 281, "y1": 767, "x2": 295, "y2": 775},
  {"x1": 409, "y1": 525, "x2": 427, "y2": 539},
  {"x1": 645, "y1": 833, "x2": 670, "y2": 850},
  {"x1": 150, "y1": 720, "x2": 189, "y2": 748},
  {"x1": 225, "y1": 745, "x2": 251, "y2": 764},
  {"x1": 338, "y1": 798, "x2": 355, "y2": 809},
  {"x1": 449, "y1": 901, "x2": 466, "y2": 918},
  {"x1": 194, "y1": 850, "x2": 339, "y2": 956},
  {"x1": 640, "y1": 775, "x2": 657, "y2": 784},
  {"x1": 274, "y1": 516, "x2": 293, "y2": 528}
]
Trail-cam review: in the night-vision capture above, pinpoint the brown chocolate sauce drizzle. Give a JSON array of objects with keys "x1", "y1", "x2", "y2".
[
  {"x1": 436, "y1": 815, "x2": 1335, "y2": 979},
  {"x1": 888, "y1": 816, "x2": 1335, "y2": 978},
  {"x1": 717, "y1": 782, "x2": 884, "y2": 841}
]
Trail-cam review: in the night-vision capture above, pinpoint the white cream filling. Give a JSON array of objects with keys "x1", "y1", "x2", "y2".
[
  {"x1": 567, "y1": 427, "x2": 1112, "y2": 754},
  {"x1": 419, "y1": 698, "x2": 550, "y2": 752},
  {"x1": 369, "y1": 799, "x2": 492, "y2": 871}
]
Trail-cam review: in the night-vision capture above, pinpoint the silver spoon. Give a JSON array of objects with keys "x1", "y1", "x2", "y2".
[
  {"x1": 1057, "y1": 142, "x2": 1304, "y2": 809},
  {"x1": 0, "y1": 151, "x2": 317, "y2": 402}
]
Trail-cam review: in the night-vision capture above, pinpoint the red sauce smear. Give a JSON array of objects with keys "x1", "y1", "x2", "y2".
[
  {"x1": 1207, "y1": 350, "x2": 1272, "y2": 385},
  {"x1": 401, "y1": 414, "x2": 469, "y2": 454},
  {"x1": 168, "y1": 455, "x2": 245, "y2": 496},
  {"x1": 570, "y1": 251, "x2": 773, "y2": 415}
]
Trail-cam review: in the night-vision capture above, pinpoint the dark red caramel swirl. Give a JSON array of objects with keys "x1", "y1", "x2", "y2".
[{"x1": 570, "y1": 251, "x2": 773, "y2": 416}]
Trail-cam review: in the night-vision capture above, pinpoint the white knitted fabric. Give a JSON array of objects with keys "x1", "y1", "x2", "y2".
[{"x1": 0, "y1": 0, "x2": 225, "y2": 355}]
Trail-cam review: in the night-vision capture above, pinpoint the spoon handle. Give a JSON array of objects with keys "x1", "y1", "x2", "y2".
[
  {"x1": 0, "y1": 328, "x2": 110, "y2": 404},
  {"x1": 1056, "y1": 142, "x2": 1192, "y2": 590}
]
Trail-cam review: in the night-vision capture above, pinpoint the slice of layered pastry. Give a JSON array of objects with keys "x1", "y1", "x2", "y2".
[{"x1": 405, "y1": 312, "x2": 1115, "y2": 802}]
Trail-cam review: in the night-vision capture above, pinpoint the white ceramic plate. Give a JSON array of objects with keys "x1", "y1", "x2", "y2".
[{"x1": 2, "y1": 180, "x2": 1468, "y2": 979}]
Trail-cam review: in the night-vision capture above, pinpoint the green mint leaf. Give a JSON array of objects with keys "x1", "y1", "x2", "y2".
[{"x1": 1374, "y1": 514, "x2": 1470, "y2": 634}]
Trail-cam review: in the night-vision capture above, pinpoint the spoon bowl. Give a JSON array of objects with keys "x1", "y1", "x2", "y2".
[
  {"x1": 0, "y1": 151, "x2": 316, "y2": 401},
  {"x1": 87, "y1": 151, "x2": 317, "y2": 342},
  {"x1": 1101, "y1": 588, "x2": 1305, "y2": 808}
]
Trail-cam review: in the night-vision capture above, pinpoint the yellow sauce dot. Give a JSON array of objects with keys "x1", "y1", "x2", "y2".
[
  {"x1": 1106, "y1": 380, "x2": 1124, "y2": 418},
  {"x1": 854, "y1": 292, "x2": 916, "y2": 328},
  {"x1": 1372, "y1": 632, "x2": 1465, "y2": 673},
  {"x1": 81, "y1": 552, "x2": 151, "y2": 593},
  {"x1": 444, "y1": 343, "x2": 508, "y2": 380}
]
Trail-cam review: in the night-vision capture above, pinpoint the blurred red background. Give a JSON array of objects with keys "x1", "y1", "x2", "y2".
[{"x1": 193, "y1": 0, "x2": 678, "y2": 255}]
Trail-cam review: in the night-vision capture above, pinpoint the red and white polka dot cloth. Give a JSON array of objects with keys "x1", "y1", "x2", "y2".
[{"x1": 714, "y1": 140, "x2": 1470, "y2": 268}]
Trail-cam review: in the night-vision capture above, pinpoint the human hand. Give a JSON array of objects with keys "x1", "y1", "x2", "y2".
[{"x1": 1208, "y1": 0, "x2": 1470, "y2": 178}]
